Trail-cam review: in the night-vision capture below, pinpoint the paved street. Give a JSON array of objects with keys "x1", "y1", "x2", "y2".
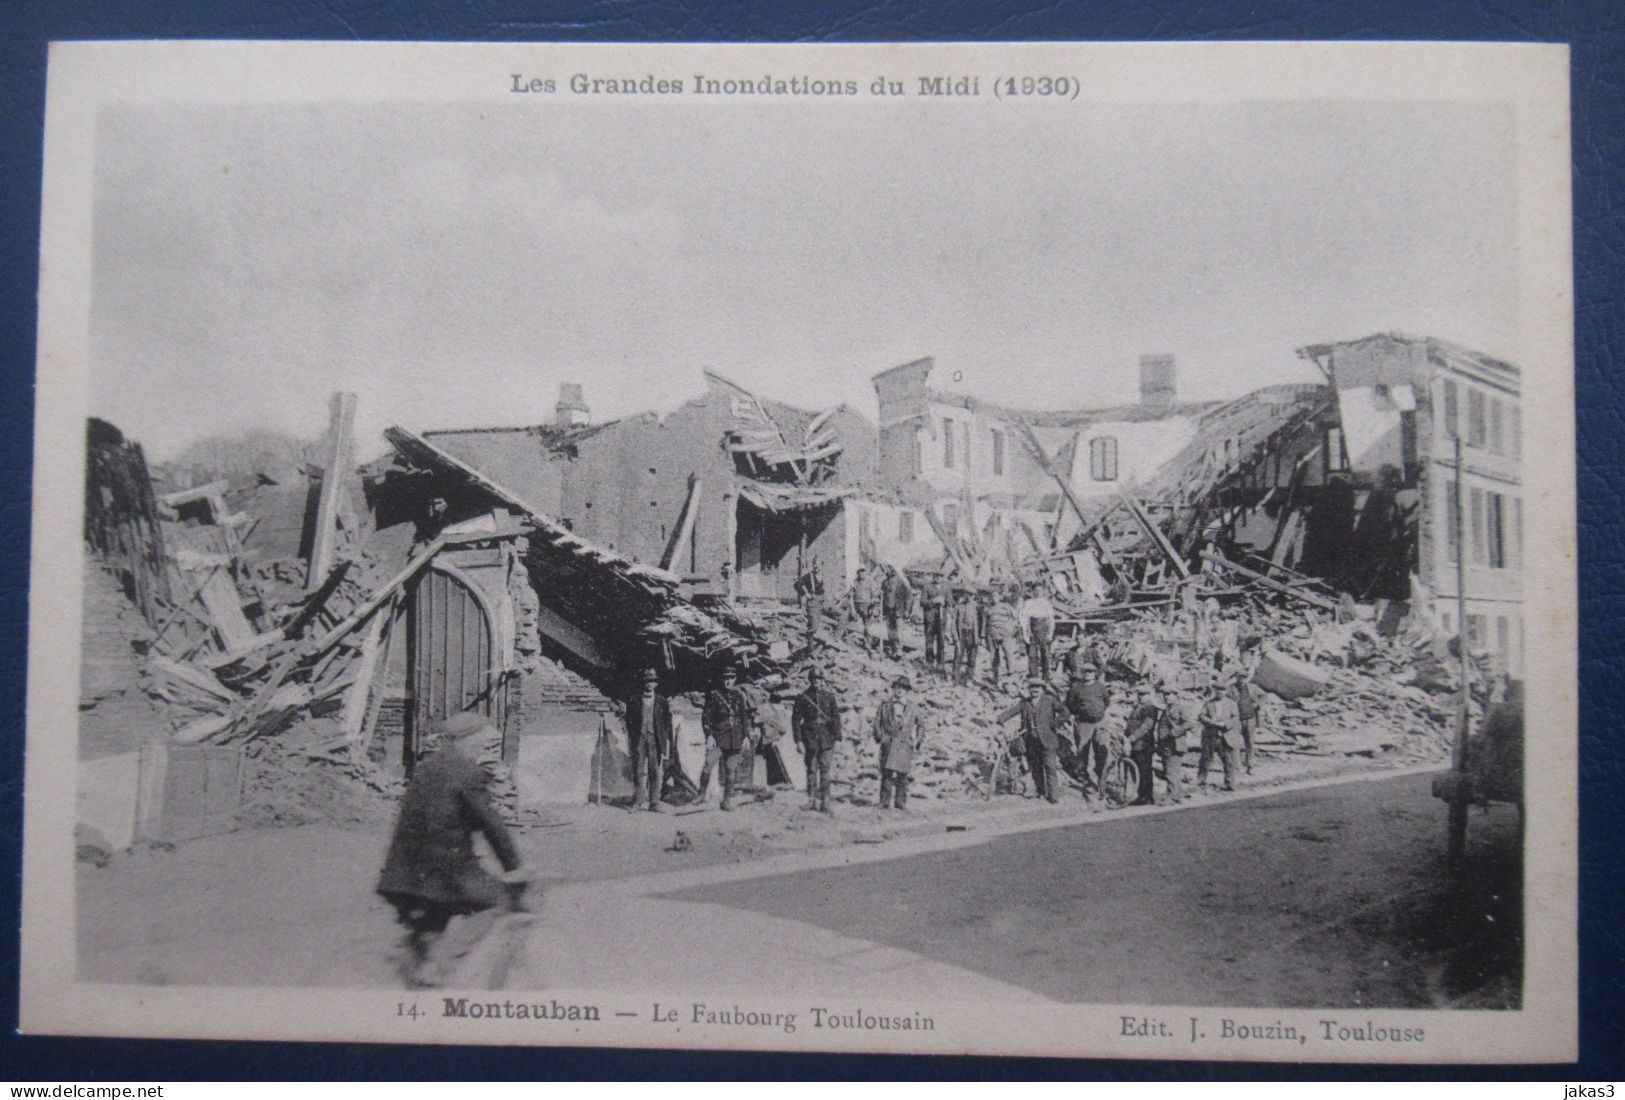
[{"x1": 667, "y1": 771, "x2": 1523, "y2": 1009}]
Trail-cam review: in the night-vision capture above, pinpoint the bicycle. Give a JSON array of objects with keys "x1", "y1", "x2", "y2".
[{"x1": 1094, "y1": 728, "x2": 1140, "y2": 808}]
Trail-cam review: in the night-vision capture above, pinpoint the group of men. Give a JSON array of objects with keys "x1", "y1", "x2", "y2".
[
  {"x1": 845, "y1": 563, "x2": 920, "y2": 659},
  {"x1": 606, "y1": 659, "x2": 929, "y2": 817},
  {"x1": 845, "y1": 566, "x2": 1061, "y2": 687},
  {"x1": 997, "y1": 648, "x2": 1261, "y2": 806}
]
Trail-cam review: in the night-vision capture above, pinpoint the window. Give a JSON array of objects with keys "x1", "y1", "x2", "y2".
[
  {"x1": 991, "y1": 428, "x2": 1005, "y2": 475},
  {"x1": 1469, "y1": 486, "x2": 1486, "y2": 566},
  {"x1": 1466, "y1": 614, "x2": 1487, "y2": 652},
  {"x1": 941, "y1": 503, "x2": 959, "y2": 537},
  {"x1": 1496, "y1": 616, "x2": 1510, "y2": 657},
  {"x1": 1089, "y1": 436, "x2": 1119, "y2": 481},
  {"x1": 1324, "y1": 426, "x2": 1350, "y2": 476},
  {"x1": 1444, "y1": 478, "x2": 1460, "y2": 564},
  {"x1": 1512, "y1": 496, "x2": 1522, "y2": 570},
  {"x1": 1486, "y1": 491, "x2": 1507, "y2": 569},
  {"x1": 1467, "y1": 388, "x2": 1487, "y2": 447},
  {"x1": 942, "y1": 418, "x2": 956, "y2": 468},
  {"x1": 1510, "y1": 406, "x2": 1521, "y2": 461},
  {"x1": 898, "y1": 510, "x2": 914, "y2": 542},
  {"x1": 1489, "y1": 398, "x2": 1505, "y2": 455},
  {"x1": 1441, "y1": 379, "x2": 1459, "y2": 440},
  {"x1": 1441, "y1": 610, "x2": 1454, "y2": 633}
]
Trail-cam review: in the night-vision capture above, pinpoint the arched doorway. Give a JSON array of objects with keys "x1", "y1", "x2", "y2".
[{"x1": 404, "y1": 563, "x2": 507, "y2": 768}]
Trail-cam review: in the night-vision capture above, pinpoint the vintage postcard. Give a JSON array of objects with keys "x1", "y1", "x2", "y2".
[{"x1": 22, "y1": 40, "x2": 1575, "y2": 1062}]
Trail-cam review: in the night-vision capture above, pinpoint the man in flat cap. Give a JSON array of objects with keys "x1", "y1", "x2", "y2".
[
  {"x1": 1197, "y1": 672, "x2": 1243, "y2": 792},
  {"x1": 998, "y1": 675, "x2": 1066, "y2": 803},
  {"x1": 623, "y1": 666, "x2": 673, "y2": 813},
  {"x1": 700, "y1": 665, "x2": 754, "y2": 811},
  {"x1": 792, "y1": 664, "x2": 842, "y2": 814},
  {"x1": 1065, "y1": 661, "x2": 1111, "y2": 800},
  {"x1": 873, "y1": 675, "x2": 923, "y2": 809},
  {"x1": 377, "y1": 710, "x2": 528, "y2": 988}
]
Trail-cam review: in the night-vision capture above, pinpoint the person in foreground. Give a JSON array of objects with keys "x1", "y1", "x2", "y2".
[{"x1": 377, "y1": 710, "x2": 529, "y2": 988}]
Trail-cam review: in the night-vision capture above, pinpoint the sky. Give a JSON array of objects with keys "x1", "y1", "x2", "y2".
[{"x1": 88, "y1": 96, "x2": 1520, "y2": 462}]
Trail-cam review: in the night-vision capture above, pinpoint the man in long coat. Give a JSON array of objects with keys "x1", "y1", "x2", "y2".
[
  {"x1": 872, "y1": 676, "x2": 923, "y2": 809},
  {"x1": 701, "y1": 665, "x2": 754, "y2": 811},
  {"x1": 377, "y1": 711, "x2": 527, "y2": 987},
  {"x1": 792, "y1": 664, "x2": 842, "y2": 814},
  {"x1": 623, "y1": 666, "x2": 674, "y2": 813},
  {"x1": 998, "y1": 675, "x2": 1066, "y2": 803}
]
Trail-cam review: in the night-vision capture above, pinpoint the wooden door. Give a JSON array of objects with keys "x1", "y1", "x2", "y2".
[{"x1": 406, "y1": 567, "x2": 504, "y2": 766}]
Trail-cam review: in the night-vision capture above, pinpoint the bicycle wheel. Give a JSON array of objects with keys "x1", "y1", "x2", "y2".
[{"x1": 1102, "y1": 756, "x2": 1139, "y2": 807}]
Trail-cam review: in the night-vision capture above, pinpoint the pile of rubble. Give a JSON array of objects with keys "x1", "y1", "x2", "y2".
[{"x1": 751, "y1": 582, "x2": 1460, "y2": 807}]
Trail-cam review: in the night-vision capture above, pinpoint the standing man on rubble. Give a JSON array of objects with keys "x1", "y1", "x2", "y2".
[
  {"x1": 922, "y1": 571, "x2": 950, "y2": 672},
  {"x1": 881, "y1": 565, "x2": 912, "y2": 659},
  {"x1": 873, "y1": 675, "x2": 923, "y2": 809},
  {"x1": 1065, "y1": 662, "x2": 1111, "y2": 799},
  {"x1": 1197, "y1": 673, "x2": 1242, "y2": 792},
  {"x1": 997, "y1": 675, "x2": 1065, "y2": 803},
  {"x1": 1021, "y1": 582, "x2": 1057, "y2": 684},
  {"x1": 792, "y1": 664, "x2": 842, "y2": 814},
  {"x1": 1231, "y1": 662, "x2": 1259, "y2": 775},
  {"x1": 377, "y1": 711, "x2": 529, "y2": 989},
  {"x1": 701, "y1": 665, "x2": 755, "y2": 811},
  {"x1": 849, "y1": 565, "x2": 879, "y2": 652},
  {"x1": 623, "y1": 667, "x2": 673, "y2": 813},
  {"x1": 985, "y1": 587, "x2": 1021, "y2": 686},
  {"x1": 1126, "y1": 679, "x2": 1166, "y2": 806},
  {"x1": 950, "y1": 584, "x2": 981, "y2": 684},
  {"x1": 795, "y1": 559, "x2": 826, "y2": 648},
  {"x1": 1158, "y1": 680, "x2": 1194, "y2": 804}
]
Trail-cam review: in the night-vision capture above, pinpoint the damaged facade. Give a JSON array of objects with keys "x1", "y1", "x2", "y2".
[
  {"x1": 424, "y1": 371, "x2": 877, "y2": 601},
  {"x1": 74, "y1": 329, "x2": 1524, "y2": 851},
  {"x1": 1299, "y1": 333, "x2": 1523, "y2": 675}
]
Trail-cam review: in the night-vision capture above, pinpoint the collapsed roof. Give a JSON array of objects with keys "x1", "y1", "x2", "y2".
[{"x1": 382, "y1": 427, "x2": 776, "y2": 684}]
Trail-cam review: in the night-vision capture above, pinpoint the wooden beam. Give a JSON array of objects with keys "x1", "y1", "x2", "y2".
[
  {"x1": 661, "y1": 476, "x2": 704, "y2": 572},
  {"x1": 305, "y1": 534, "x2": 448, "y2": 659},
  {"x1": 306, "y1": 391, "x2": 357, "y2": 591},
  {"x1": 1013, "y1": 419, "x2": 1095, "y2": 536},
  {"x1": 920, "y1": 504, "x2": 975, "y2": 576},
  {"x1": 194, "y1": 567, "x2": 258, "y2": 651},
  {"x1": 1119, "y1": 490, "x2": 1190, "y2": 579},
  {"x1": 1200, "y1": 548, "x2": 1339, "y2": 611},
  {"x1": 340, "y1": 597, "x2": 392, "y2": 752},
  {"x1": 535, "y1": 604, "x2": 612, "y2": 668}
]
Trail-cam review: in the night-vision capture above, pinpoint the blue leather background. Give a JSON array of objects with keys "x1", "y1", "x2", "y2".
[{"x1": 1, "y1": 0, "x2": 1618, "y2": 1080}]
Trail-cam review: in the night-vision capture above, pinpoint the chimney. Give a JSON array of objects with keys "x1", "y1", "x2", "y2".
[
  {"x1": 1139, "y1": 355, "x2": 1176, "y2": 409},
  {"x1": 555, "y1": 382, "x2": 590, "y2": 427}
]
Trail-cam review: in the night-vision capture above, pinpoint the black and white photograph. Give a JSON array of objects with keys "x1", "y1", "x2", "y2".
[{"x1": 21, "y1": 40, "x2": 1577, "y2": 1062}]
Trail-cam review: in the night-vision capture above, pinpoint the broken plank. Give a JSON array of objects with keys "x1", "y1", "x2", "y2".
[
  {"x1": 1200, "y1": 548, "x2": 1339, "y2": 611},
  {"x1": 306, "y1": 390, "x2": 358, "y2": 592},
  {"x1": 194, "y1": 567, "x2": 259, "y2": 651}
]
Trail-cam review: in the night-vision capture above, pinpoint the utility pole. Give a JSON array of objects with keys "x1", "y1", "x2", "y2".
[{"x1": 1449, "y1": 434, "x2": 1471, "y2": 870}]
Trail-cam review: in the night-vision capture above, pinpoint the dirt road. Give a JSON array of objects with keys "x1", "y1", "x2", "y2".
[{"x1": 668, "y1": 771, "x2": 1522, "y2": 1009}]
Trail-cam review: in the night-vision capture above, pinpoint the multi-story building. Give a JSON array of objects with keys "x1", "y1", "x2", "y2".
[
  {"x1": 1300, "y1": 334, "x2": 1523, "y2": 675},
  {"x1": 863, "y1": 354, "x2": 1221, "y2": 570}
]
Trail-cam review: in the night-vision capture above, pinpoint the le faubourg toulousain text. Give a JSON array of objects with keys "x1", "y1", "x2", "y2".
[{"x1": 421, "y1": 998, "x2": 1430, "y2": 1047}]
